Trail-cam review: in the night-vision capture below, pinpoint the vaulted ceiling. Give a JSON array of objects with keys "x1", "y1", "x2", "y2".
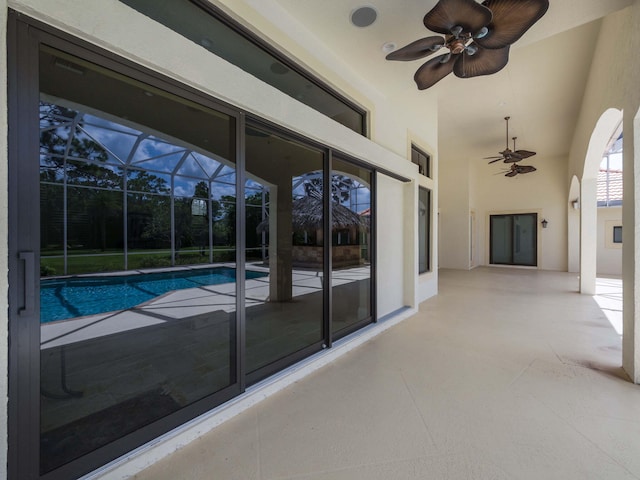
[{"x1": 256, "y1": 0, "x2": 632, "y2": 163}]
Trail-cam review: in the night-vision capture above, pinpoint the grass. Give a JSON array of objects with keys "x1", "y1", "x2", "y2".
[{"x1": 41, "y1": 248, "x2": 237, "y2": 276}]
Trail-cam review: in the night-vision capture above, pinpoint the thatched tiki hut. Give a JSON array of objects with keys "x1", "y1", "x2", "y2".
[{"x1": 257, "y1": 196, "x2": 369, "y2": 269}]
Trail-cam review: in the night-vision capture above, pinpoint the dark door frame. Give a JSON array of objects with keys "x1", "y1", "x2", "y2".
[{"x1": 489, "y1": 213, "x2": 538, "y2": 267}]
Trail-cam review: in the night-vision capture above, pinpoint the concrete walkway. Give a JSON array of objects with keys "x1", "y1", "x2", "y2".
[{"x1": 133, "y1": 267, "x2": 639, "y2": 480}]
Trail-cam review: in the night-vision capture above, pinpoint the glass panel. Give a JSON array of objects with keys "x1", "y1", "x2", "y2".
[
  {"x1": 39, "y1": 47, "x2": 238, "y2": 474},
  {"x1": 66, "y1": 186, "x2": 124, "y2": 274},
  {"x1": 245, "y1": 126, "x2": 324, "y2": 380},
  {"x1": 127, "y1": 192, "x2": 172, "y2": 268},
  {"x1": 490, "y1": 214, "x2": 537, "y2": 266},
  {"x1": 331, "y1": 158, "x2": 372, "y2": 337},
  {"x1": 66, "y1": 160, "x2": 124, "y2": 189},
  {"x1": 40, "y1": 183, "x2": 64, "y2": 277},
  {"x1": 119, "y1": 0, "x2": 365, "y2": 135},
  {"x1": 513, "y1": 214, "x2": 537, "y2": 266},
  {"x1": 411, "y1": 145, "x2": 430, "y2": 177},
  {"x1": 613, "y1": 226, "x2": 623, "y2": 243},
  {"x1": 418, "y1": 188, "x2": 430, "y2": 274},
  {"x1": 490, "y1": 215, "x2": 512, "y2": 264}
]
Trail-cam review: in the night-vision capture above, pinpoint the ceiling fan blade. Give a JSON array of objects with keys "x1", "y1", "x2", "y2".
[
  {"x1": 423, "y1": 0, "x2": 492, "y2": 36},
  {"x1": 514, "y1": 149, "x2": 536, "y2": 159},
  {"x1": 475, "y1": 0, "x2": 549, "y2": 49},
  {"x1": 483, "y1": 156, "x2": 503, "y2": 159},
  {"x1": 487, "y1": 158, "x2": 504, "y2": 164},
  {"x1": 516, "y1": 165, "x2": 537, "y2": 174},
  {"x1": 505, "y1": 170, "x2": 518, "y2": 177},
  {"x1": 414, "y1": 53, "x2": 456, "y2": 89},
  {"x1": 453, "y1": 44, "x2": 509, "y2": 78},
  {"x1": 386, "y1": 36, "x2": 445, "y2": 61}
]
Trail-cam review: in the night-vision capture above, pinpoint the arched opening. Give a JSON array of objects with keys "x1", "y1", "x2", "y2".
[{"x1": 580, "y1": 108, "x2": 623, "y2": 294}]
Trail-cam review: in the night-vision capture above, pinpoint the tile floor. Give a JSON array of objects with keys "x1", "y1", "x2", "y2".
[{"x1": 133, "y1": 267, "x2": 640, "y2": 480}]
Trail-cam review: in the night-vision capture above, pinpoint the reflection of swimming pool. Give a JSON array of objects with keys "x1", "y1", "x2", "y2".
[{"x1": 40, "y1": 267, "x2": 268, "y2": 323}]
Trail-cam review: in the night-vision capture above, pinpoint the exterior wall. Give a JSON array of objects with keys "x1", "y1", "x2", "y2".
[
  {"x1": 438, "y1": 158, "x2": 470, "y2": 269},
  {"x1": 377, "y1": 174, "x2": 407, "y2": 316},
  {"x1": 412, "y1": 136, "x2": 438, "y2": 303},
  {"x1": 445, "y1": 153, "x2": 568, "y2": 272},
  {"x1": 597, "y1": 207, "x2": 623, "y2": 275},
  {"x1": 2, "y1": 0, "x2": 440, "y2": 475},
  {"x1": 566, "y1": 2, "x2": 640, "y2": 380},
  {"x1": 471, "y1": 154, "x2": 568, "y2": 271}
]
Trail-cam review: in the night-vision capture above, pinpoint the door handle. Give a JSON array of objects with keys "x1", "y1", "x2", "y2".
[{"x1": 19, "y1": 251, "x2": 35, "y2": 317}]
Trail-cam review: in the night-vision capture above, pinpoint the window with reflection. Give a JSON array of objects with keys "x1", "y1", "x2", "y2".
[
  {"x1": 244, "y1": 126, "x2": 325, "y2": 382},
  {"x1": 411, "y1": 144, "x2": 431, "y2": 178},
  {"x1": 38, "y1": 47, "x2": 240, "y2": 474},
  {"x1": 331, "y1": 158, "x2": 373, "y2": 338},
  {"x1": 419, "y1": 187, "x2": 431, "y2": 274},
  {"x1": 119, "y1": 0, "x2": 366, "y2": 135},
  {"x1": 17, "y1": 30, "x2": 378, "y2": 479}
]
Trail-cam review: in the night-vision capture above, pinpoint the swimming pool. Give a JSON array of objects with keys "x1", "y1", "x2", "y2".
[{"x1": 40, "y1": 267, "x2": 268, "y2": 323}]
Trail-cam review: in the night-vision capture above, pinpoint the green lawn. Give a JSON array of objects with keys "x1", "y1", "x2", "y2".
[{"x1": 41, "y1": 248, "x2": 237, "y2": 276}]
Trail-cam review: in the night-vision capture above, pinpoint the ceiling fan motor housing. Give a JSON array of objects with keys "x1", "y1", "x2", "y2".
[{"x1": 386, "y1": 0, "x2": 550, "y2": 89}]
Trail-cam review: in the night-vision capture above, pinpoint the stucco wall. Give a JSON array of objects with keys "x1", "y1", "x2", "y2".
[
  {"x1": 377, "y1": 174, "x2": 407, "y2": 316},
  {"x1": 471, "y1": 154, "x2": 568, "y2": 271},
  {"x1": 438, "y1": 158, "x2": 470, "y2": 269},
  {"x1": 566, "y1": 1, "x2": 640, "y2": 380},
  {"x1": 597, "y1": 207, "x2": 623, "y2": 275},
  {"x1": 441, "y1": 152, "x2": 568, "y2": 272}
]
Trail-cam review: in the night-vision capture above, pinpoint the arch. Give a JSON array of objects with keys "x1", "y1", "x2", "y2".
[
  {"x1": 582, "y1": 108, "x2": 624, "y2": 180},
  {"x1": 580, "y1": 108, "x2": 623, "y2": 294}
]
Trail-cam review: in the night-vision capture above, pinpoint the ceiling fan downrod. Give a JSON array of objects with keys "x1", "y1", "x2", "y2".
[{"x1": 504, "y1": 116, "x2": 510, "y2": 151}]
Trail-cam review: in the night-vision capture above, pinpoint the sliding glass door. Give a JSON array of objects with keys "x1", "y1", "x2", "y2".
[
  {"x1": 244, "y1": 125, "x2": 326, "y2": 383},
  {"x1": 331, "y1": 158, "x2": 373, "y2": 339},
  {"x1": 490, "y1": 213, "x2": 537, "y2": 266},
  {"x1": 9, "y1": 18, "x2": 376, "y2": 480},
  {"x1": 36, "y1": 46, "x2": 242, "y2": 476}
]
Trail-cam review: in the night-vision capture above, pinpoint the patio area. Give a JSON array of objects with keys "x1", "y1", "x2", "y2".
[{"x1": 130, "y1": 267, "x2": 639, "y2": 480}]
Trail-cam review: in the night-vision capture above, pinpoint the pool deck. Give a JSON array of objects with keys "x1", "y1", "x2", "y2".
[{"x1": 40, "y1": 265, "x2": 370, "y2": 349}]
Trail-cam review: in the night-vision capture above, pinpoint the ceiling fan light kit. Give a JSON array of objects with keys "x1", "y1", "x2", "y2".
[{"x1": 386, "y1": 0, "x2": 549, "y2": 89}]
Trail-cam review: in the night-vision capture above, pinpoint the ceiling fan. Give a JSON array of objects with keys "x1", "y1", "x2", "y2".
[
  {"x1": 504, "y1": 163, "x2": 536, "y2": 177},
  {"x1": 385, "y1": 0, "x2": 549, "y2": 89},
  {"x1": 485, "y1": 116, "x2": 536, "y2": 163}
]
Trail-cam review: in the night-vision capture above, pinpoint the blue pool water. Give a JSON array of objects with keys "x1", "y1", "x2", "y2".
[{"x1": 40, "y1": 267, "x2": 267, "y2": 323}]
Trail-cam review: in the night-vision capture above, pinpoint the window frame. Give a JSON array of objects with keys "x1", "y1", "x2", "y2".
[
  {"x1": 411, "y1": 144, "x2": 431, "y2": 178},
  {"x1": 418, "y1": 187, "x2": 432, "y2": 274}
]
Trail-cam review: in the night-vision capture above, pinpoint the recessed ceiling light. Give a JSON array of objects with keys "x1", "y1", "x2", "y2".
[
  {"x1": 382, "y1": 42, "x2": 396, "y2": 54},
  {"x1": 351, "y1": 6, "x2": 378, "y2": 28}
]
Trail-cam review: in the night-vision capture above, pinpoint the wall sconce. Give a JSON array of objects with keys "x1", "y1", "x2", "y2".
[
  {"x1": 571, "y1": 199, "x2": 580, "y2": 210},
  {"x1": 541, "y1": 219, "x2": 548, "y2": 229}
]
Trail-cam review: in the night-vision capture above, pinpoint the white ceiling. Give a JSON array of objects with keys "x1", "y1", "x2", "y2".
[{"x1": 267, "y1": 0, "x2": 632, "y2": 162}]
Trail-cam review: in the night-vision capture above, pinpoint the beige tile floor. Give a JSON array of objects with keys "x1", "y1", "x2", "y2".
[{"x1": 133, "y1": 267, "x2": 640, "y2": 480}]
